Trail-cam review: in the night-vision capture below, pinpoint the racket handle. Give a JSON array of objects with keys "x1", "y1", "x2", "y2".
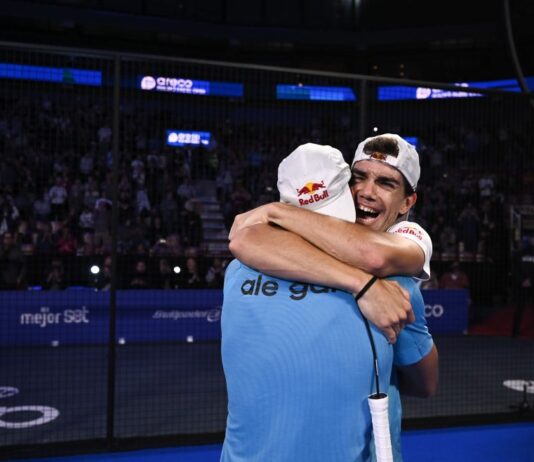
[{"x1": 368, "y1": 393, "x2": 393, "y2": 462}]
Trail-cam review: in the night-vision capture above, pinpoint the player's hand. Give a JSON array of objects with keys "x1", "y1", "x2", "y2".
[
  {"x1": 357, "y1": 279, "x2": 414, "y2": 344},
  {"x1": 229, "y1": 204, "x2": 275, "y2": 240}
]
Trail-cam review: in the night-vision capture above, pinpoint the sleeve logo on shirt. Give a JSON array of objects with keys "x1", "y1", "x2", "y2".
[{"x1": 393, "y1": 225, "x2": 423, "y2": 241}]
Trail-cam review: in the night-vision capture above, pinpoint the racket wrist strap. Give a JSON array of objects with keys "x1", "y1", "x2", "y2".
[{"x1": 355, "y1": 276, "x2": 378, "y2": 301}]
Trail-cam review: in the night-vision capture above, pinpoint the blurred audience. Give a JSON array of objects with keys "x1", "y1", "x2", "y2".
[{"x1": 0, "y1": 91, "x2": 532, "y2": 294}]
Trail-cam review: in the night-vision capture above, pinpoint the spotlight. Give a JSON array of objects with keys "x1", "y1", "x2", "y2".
[
  {"x1": 173, "y1": 266, "x2": 181, "y2": 274},
  {"x1": 373, "y1": 127, "x2": 379, "y2": 133},
  {"x1": 90, "y1": 265, "x2": 100, "y2": 275}
]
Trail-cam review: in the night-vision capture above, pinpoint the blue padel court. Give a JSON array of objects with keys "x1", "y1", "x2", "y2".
[{"x1": 9, "y1": 423, "x2": 534, "y2": 462}]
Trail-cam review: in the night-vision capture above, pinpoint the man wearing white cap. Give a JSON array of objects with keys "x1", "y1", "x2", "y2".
[
  {"x1": 222, "y1": 143, "x2": 409, "y2": 461},
  {"x1": 229, "y1": 134, "x2": 438, "y2": 460}
]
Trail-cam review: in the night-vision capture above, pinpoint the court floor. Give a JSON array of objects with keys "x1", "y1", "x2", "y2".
[{"x1": 8, "y1": 422, "x2": 534, "y2": 462}]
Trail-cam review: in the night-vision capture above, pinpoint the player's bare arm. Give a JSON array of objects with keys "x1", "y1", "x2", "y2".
[
  {"x1": 396, "y1": 344, "x2": 439, "y2": 397},
  {"x1": 230, "y1": 224, "x2": 414, "y2": 343},
  {"x1": 229, "y1": 201, "x2": 425, "y2": 278}
]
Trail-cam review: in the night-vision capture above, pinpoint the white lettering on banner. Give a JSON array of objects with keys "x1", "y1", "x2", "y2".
[
  {"x1": 424, "y1": 304, "x2": 444, "y2": 318},
  {"x1": 0, "y1": 406, "x2": 59, "y2": 429},
  {"x1": 153, "y1": 308, "x2": 221, "y2": 323},
  {"x1": 20, "y1": 306, "x2": 90, "y2": 328},
  {"x1": 416, "y1": 83, "x2": 480, "y2": 100},
  {"x1": 207, "y1": 309, "x2": 221, "y2": 322},
  {"x1": 140, "y1": 76, "x2": 156, "y2": 90}
]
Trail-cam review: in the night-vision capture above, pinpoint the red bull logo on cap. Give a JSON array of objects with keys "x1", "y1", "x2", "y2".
[
  {"x1": 296, "y1": 180, "x2": 329, "y2": 206},
  {"x1": 370, "y1": 152, "x2": 388, "y2": 161}
]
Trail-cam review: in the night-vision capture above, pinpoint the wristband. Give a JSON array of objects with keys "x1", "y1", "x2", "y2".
[{"x1": 355, "y1": 275, "x2": 378, "y2": 301}]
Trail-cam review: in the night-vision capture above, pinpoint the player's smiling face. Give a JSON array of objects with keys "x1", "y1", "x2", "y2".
[{"x1": 350, "y1": 160, "x2": 416, "y2": 232}]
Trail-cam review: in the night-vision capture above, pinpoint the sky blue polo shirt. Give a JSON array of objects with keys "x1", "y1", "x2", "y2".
[{"x1": 221, "y1": 259, "x2": 394, "y2": 462}]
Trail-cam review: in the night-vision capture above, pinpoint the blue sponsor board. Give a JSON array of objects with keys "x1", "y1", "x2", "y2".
[
  {"x1": 377, "y1": 77, "x2": 534, "y2": 101},
  {"x1": 277, "y1": 84, "x2": 356, "y2": 101},
  {"x1": 138, "y1": 75, "x2": 243, "y2": 97},
  {"x1": 0, "y1": 288, "x2": 465, "y2": 346},
  {"x1": 0, "y1": 290, "x2": 222, "y2": 346},
  {"x1": 421, "y1": 289, "x2": 468, "y2": 334},
  {"x1": 0, "y1": 63, "x2": 102, "y2": 86}
]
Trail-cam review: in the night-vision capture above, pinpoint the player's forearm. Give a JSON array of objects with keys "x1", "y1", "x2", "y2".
[
  {"x1": 397, "y1": 344, "x2": 439, "y2": 397},
  {"x1": 229, "y1": 224, "x2": 372, "y2": 294},
  {"x1": 265, "y1": 203, "x2": 423, "y2": 277}
]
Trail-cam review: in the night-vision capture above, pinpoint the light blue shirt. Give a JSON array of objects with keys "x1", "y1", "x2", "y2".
[
  {"x1": 371, "y1": 278, "x2": 434, "y2": 462},
  {"x1": 221, "y1": 260, "x2": 394, "y2": 462}
]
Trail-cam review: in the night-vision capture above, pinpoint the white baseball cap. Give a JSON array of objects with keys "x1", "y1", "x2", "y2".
[
  {"x1": 352, "y1": 133, "x2": 420, "y2": 191},
  {"x1": 278, "y1": 143, "x2": 356, "y2": 222}
]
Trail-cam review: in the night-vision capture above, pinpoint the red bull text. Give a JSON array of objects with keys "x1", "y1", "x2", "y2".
[{"x1": 298, "y1": 189, "x2": 329, "y2": 206}]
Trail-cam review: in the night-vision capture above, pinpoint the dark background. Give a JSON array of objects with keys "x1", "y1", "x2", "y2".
[{"x1": 0, "y1": 0, "x2": 533, "y2": 82}]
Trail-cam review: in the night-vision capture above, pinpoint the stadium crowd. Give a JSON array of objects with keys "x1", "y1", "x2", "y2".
[{"x1": 0, "y1": 92, "x2": 533, "y2": 294}]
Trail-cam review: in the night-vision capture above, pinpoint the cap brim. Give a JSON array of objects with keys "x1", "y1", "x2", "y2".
[{"x1": 314, "y1": 184, "x2": 356, "y2": 223}]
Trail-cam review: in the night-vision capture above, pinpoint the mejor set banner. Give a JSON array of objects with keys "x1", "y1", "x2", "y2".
[
  {"x1": 0, "y1": 289, "x2": 466, "y2": 346},
  {"x1": 0, "y1": 290, "x2": 222, "y2": 346}
]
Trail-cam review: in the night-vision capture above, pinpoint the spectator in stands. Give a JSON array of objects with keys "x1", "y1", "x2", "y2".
[
  {"x1": 16, "y1": 220, "x2": 34, "y2": 255},
  {"x1": 68, "y1": 177, "x2": 85, "y2": 216},
  {"x1": 439, "y1": 262, "x2": 470, "y2": 290},
  {"x1": 133, "y1": 241, "x2": 149, "y2": 256},
  {"x1": 205, "y1": 257, "x2": 225, "y2": 288},
  {"x1": 131, "y1": 155, "x2": 145, "y2": 187},
  {"x1": 183, "y1": 256, "x2": 202, "y2": 288},
  {"x1": 56, "y1": 226, "x2": 77, "y2": 255},
  {"x1": 128, "y1": 259, "x2": 150, "y2": 289},
  {"x1": 43, "y1": 258, "x2": 66, "y2": 291},
  {"x1": 97, "y1": 118, "x2": 112, "y2": 147},
  {"x1": 117, "y1": 189, "x2": 134, "y2": 224},
  {"x1": 34, "y1": 221, "x2": 54, "y2": 254},
  {"x1": 179, "y1": 201, "x2": 203, "y2": 252},
  {"x1": 176, "y1": 176, "x2": 197, "y2": 202},
  {"x1": 78, "y1": 232, "x2": 95, "y2": 256},
  {"x1": 230, "y1": 179, "x2": 252, "y2": 215},
  {"x1": 439, "y1": 224, "x2": 457, "y2": 256},
  {"x1": 0, "y1": 193, "x2": 20, "y2": 235},
  {"x1": 13, "y1": 185, "x2": 33, "y2": 221},
  {"x1": 157, "y1": 258, "x2": 179, "y2": 289},
  {"x1": 95, "y1": 255, "x2": 112, "y2": 291},
  {"x1": 146, "y1": 214, "x2": 162, "y2": 248},
  {"x1": 0, "y1": 231, "x2": 26, "y2": 289},
  {"x1": 93, "y1": 198, "x2": 112, "y2": 254},
  {"x1": 79, "y1": 151, "x2": 94, "y2": 177},
  {"x1": 165, "y1": 233, "x2": 184, "y2": 256},
  {"x1": 83, "y1": 176, "x2": 101, "y2": 210},
  {"x1": 79, "y1": 204, "x2": 95, "y2": 235},
  {"x1": 478, "y1": 171, "x2": 494, "y2": 201},
  {"x1": 457, "y1": 203, "x2": 479, "y2": 254},
  {"x1": 159, "y1": 191, "x2": 180, "y2": 234},
  {"x1": 136, "y1": 186, "x2": 151, "y2": 215},
  {"x1": 216, "y1": 164, "x2": 233, "y2": 201},
  {"x1": 48, "y1": 176, "x2": 68, "y2": 220},
  {"x1": 33, "y1": 189, "x2": 51, "y2": 221}
]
